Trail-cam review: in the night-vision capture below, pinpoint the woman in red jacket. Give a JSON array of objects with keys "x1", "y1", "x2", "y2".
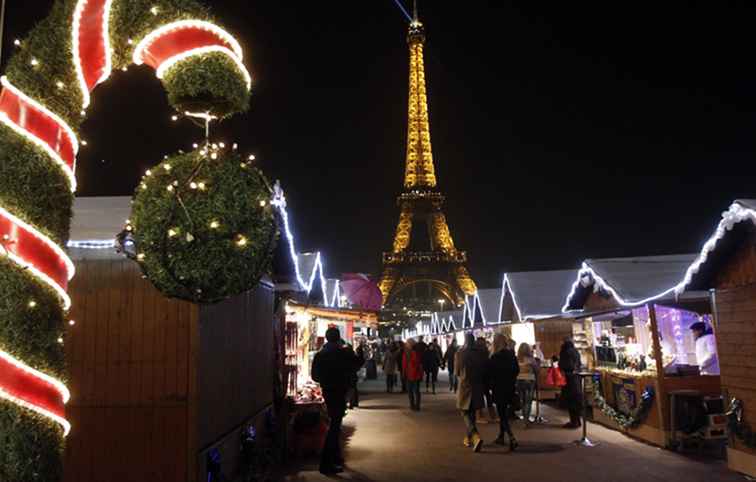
[{"x1": 403, "y1": 339, "x2": 424, "y2": 411}]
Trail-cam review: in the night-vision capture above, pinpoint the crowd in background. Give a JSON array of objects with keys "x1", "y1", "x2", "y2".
[{"x1": 381, "y1": 334, "x2": 584, "y2": 452}]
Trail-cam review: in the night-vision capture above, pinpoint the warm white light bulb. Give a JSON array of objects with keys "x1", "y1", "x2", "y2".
[
  {"x1": 28, "y1": 300, "x2": 37, "y2": 308},
  {"x1": 13, "y1": 39, "x2": 20, "y2": 46},
  {"x1": 69, "y1": 320, "x2": 76, "y2": 326},
  {"x1": 30, "y1": 58, "x2": 39, "y2": 66},
  {"x1": 248, "y1": 155, "x2": 256, "y2": 161},
  {"x1": 81, "y1": 140, "x2": 88, "y2": 146},
  {"x1": 171, "y1": 115, "x2": 178, "y2": 121},
  {"x1": 209, "y1": 220, "x2": 220, "y2": 229},
  {"x1": 167, "y1": 185, "x2": 174, "y2": 192},
  {"x1": 163, "y1": 164, "x2": 171, "y2": 171},
  {"x1": 210, "y1": 153, "x2": 218, "y2": 160},
  {"x1": 236, "y1": 236, "x2": 248, "y2": 247},
  {"x1": 151, "y1": 6, "x2": 159, "y2": 15},
  {"x1": 137, "y1": 253, "x2": 146, "y2": 260},
  {"x1": 56, "y1": 81, "x2": 64, "y2": 89},
  {"x1": 259, "y1": 200, "x2": 267, "y2": 207},
  {"x1": 145, "y1": 170, "x2": 152, "y2": 176},
  {"x1": 168, "y1": 228, "x2": 178, "y2": 237},
  {"x1": 190, "y1": 182, "x2": 198, "y2": 189}
]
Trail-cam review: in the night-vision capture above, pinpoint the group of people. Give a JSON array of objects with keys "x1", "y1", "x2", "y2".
[
  {"x1": 382, "y1": 338, "x2": 452, "y2": 409},
  {"x1": 311, "y1": 326, "x2": 585, "y2": 474}
]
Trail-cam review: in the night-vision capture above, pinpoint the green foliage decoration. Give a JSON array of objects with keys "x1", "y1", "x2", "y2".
[
  {"x1": 128, "y1": 147, "x2": 277, "y2": 303},
  {"x1": 0, "y1": 1, "x2": 251, "y2": 480}
]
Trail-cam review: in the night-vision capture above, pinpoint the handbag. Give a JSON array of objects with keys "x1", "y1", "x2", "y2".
[{"x1": 546, "y1": 366, "x2": 567, "y2": 387}]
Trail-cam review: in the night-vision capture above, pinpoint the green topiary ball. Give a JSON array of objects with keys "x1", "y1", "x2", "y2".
[
  {"x1": 127, "y1": 146, "x2": 277, "y2": 303},
  {"x1": 162, "y1": 51, "x2": 251, "y2": 119}
]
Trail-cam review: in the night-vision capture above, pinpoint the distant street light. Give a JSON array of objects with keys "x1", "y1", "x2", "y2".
[{"x1": 437, "y1": 299, "x2": 445, "y2": 311}]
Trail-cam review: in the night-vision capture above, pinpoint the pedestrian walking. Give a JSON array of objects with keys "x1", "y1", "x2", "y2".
[
  {"x1": 475, "y1": 337, "x2": 498, "y2": 423},
  {"x1": 444, "y1": 338, "x2": 459, "y2": 392},
  {"x1": 423, "y1": 338, "x2": 442, "y2": 394},
  {"x1": 403, "y1": 339, "x2": 424, "y2": 411},
  {"x1": 397, "y1": 340, "x2": 407, "y2": 393},
  {"x1": 311, "y1": 327, "x2": 364, "y2": 475},
  {"x1": 559, "y1": 338, "x2": 583, "y2": 428},
  {"x1": 384, "y1": 342, "x2": 398, "y2": 393},
  {"x1": 347, "y1": 343, "x2": 364, "y2": 409},
  {"x1": 486, "y1": 334, "x2": 519, "y2": 450},
  {"x1": 516, "y1": 342, "x2": 538, "y2": 427},
  {"x1": 456, "y1": 333, "x2": 489, "y2": 452}
]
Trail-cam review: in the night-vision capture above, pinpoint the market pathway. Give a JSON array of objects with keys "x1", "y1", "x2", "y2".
[{"x1": 280, "y1": 373, "x2": 743, "y2": 482}]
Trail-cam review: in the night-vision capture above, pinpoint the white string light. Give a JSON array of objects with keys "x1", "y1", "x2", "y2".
[
  {"x1": 132, "y1": 20, "x2": 244, "y2": 65},
  {"x1": 155, "y1": 46, "x2": 252, "y2": 90}
]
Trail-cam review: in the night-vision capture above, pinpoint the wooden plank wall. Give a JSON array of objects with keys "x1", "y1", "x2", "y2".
[
  {"x1": 714, "y1": 281, "x2": 756, "y2": 455},
  {"x1": 197, "y1": 280, "x2": 275, "y2": 450},
  {"x1": 64, "y1": 258, "x2": 197, "y2": 482},
  {"x1": 534, "y1": 319, "x2": 573, "y2": 361}
]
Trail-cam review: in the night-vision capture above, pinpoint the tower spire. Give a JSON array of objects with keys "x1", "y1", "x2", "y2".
[{"x1": 413, "y1": 0, "x2": 419, "y2": 23}]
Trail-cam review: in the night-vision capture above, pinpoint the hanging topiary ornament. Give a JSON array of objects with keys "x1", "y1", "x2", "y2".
[{"x1": 124, "y1": 145, "x2": 277, "y2": 303}]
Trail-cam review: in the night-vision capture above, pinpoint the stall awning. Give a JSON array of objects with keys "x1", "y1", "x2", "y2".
[{"x1": 287, "y1": 301, "x2": 379, "y2": 328}]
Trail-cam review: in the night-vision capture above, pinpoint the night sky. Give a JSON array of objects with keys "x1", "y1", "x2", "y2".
[{"x1": 6, "y1": 2, "x2": 756, "y2": 288}]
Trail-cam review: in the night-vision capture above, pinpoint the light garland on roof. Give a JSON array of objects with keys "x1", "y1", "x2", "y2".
[
  {"x1": 271, "y1": 183, "x2": 332, "y2": 306},
  {"x1": 561, "y1": 261, "x2": 679, "y2": 312},
  {"x1": 675, "y1": 201, "x2": 756, "y2": 295}
]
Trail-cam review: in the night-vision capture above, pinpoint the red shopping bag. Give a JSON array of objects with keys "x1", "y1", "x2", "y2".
[{"x1": 546, "y1": 367, "x2": 567, "y2": 387}]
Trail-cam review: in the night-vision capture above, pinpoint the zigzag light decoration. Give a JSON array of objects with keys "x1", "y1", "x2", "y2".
[{"x1": 0, "y1": 0, "x2": 250, "y2": 467}]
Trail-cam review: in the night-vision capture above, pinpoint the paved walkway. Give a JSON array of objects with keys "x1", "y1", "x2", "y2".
[{"x1": 281, "y1": 374, "x2": 744, "y2": 482}]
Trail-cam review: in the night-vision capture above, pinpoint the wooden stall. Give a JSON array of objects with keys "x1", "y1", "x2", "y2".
[
  {"x1": 680, "y1": 199, "x2": 756, "y2": 476},
  {"x1": 63, "y1": 197, "x2": 277, "y2": 482},
  {"x1": 564, "y1": 255, "x2": 723, "y2": 448},
  {"x1": 500, "y1": 270, "x2": 580, "y2": 398}
]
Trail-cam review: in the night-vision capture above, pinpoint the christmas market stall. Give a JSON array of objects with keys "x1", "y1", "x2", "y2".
[
  {"x1": 283, "y1": 302, "x2": 378, "y2": 402},
  {"x1": 499, "y1": 270, "x2": 580, "y2": 399},
  {"x1": 563, "y1": 255, "x2": 725, "y2": 448},
  {"x1": 676, "y1": 200, "x2": 756, "y2": 476},
  {"x1": 64, "y1": 197, "x2": 279, "y2": 482}
]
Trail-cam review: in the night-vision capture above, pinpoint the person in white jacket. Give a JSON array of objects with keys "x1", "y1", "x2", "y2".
[{"x1": 690, "y1": 322, "x2": 719, "y2": 376}]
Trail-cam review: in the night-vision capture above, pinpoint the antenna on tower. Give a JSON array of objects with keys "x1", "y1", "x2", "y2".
[{"x1": 413, "y1": 0, "x2": 419, "y2": 22}]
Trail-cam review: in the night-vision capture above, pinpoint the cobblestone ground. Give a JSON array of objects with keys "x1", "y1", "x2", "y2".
[{"x1": 280, "y1": 373, "x2": 744, "y2": 482}]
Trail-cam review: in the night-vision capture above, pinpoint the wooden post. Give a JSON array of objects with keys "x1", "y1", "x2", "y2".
[{"x1": 647, "y1": 303, "x2": 669, "y2": 445}]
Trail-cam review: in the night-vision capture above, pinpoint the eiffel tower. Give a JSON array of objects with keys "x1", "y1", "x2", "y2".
[{"x1": 379, "y1": 2, "x2": 477, "y2": 310}]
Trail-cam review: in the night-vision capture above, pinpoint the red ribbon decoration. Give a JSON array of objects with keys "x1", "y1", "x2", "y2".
[
  {"x1": 0, "y1": 354, "x2": 66, "y2": 421},
  {"x1": 138, "y1": 25, "x2": 238, "y2": 69},
  {"x1": 0, "y1": 210, "x2": 70, "y2": 293},
  {"x1": 0, "y1": 86, "x2": 76, "y2": 173},
  {"x1": 76, "y1": 0, "x2": 111, "y2": 91}
]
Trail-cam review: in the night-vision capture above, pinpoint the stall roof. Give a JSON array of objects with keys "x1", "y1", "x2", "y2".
[
  {"x1": 287, "y1": 301, "x2": 379, "y2": 327},
  {"x1": 475, "y1": 288, "x2": 501, "y2": 324},
  {"x1": 504, "y1": 269, "x2": 577, "y2": 321},
  {"x1": 563, "y1": 254, "x2": 707, "y2": 311},
  {"x1": 67, "y1": 196, "x2": 129, "y2": 259},
  {"x1": 677, "y1": 199, "x2": 756, "y2": 292}
]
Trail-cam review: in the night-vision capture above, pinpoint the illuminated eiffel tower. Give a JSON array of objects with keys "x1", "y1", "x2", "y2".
[{"x1": 379, "y1": 2, "x2": 476, "y2": 310}]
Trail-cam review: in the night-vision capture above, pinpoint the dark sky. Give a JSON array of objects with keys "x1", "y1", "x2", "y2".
[{"x1": 7, "y1": 2, "x2": 756, "y2": 288}]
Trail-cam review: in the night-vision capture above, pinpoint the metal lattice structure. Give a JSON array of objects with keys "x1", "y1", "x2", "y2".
[{"x1": 379, "y1": 7, "x2": 476, "y2": 310}]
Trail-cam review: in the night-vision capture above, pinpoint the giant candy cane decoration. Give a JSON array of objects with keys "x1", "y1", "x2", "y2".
[{"x1": 0, "y1": 0, "x2": 249, "y2": 437}]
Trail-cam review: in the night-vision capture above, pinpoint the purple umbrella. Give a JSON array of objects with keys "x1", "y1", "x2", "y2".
[{"x1": 340, "y1": 273, "x2": 382, "y2": 311}]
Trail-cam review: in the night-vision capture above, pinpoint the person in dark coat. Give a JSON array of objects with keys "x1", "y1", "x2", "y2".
[
  {"x1": 422, "y1": 339, "x2": 442, "y2": 394},
  {"x1": 311, "y1": 328, "x2": 364, "y2": 475},
  {"x1": 444, "y1": 338, "x2": 459, "y2": 392},
  {"x1": 456, "y1": 333, "x2": 489, "y2": 452},
  {"x1": 559, "y1": 338, "x2": 582, "y2": 428},
  {"x1": 397, "y1": 340, "x2": 407, "y2": 393},
  {"x1": 486, "y1": 334, "x2": 520, "y2": 450}
]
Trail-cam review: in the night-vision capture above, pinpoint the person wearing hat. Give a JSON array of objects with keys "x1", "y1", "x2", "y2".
[
  {"x1": 311, "y1": 327, "x2": 365, "y2": 475},
  {"x1": 690, "y1": 321, "x2": 719, "y2": 376}
]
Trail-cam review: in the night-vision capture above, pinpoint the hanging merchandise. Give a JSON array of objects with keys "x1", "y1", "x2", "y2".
[
  {"x1": 0, "y1": 1, "x2": 251, "y2": 480},
  {"x1": 124, "y1": 146, "x2": 277, "y2": 303}
]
